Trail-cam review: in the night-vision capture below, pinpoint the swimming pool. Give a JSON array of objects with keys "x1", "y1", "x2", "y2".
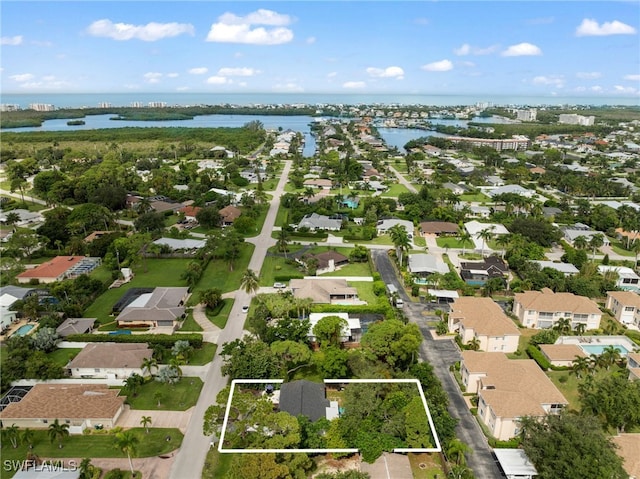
[
  {"x1": 581, "y1": 344, "x2": 630, "y2": 356},
  {"x1": 12, "y1": 324, "x2": 34, "y2": 337}
]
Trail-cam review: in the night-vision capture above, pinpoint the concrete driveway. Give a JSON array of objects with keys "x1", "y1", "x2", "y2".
[{"x1": 117, "y1": 405, "x2": 193, "y2": 433}]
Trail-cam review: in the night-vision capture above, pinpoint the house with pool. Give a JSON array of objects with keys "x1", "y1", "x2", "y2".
[{"x1": 513, "y1": 288, "x2": 602, "y2": 330}]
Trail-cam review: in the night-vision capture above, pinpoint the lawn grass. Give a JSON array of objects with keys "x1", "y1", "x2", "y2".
[
  {"x1": 436, "y1": 237, "x2": 465, "y2": 248},
  {"x1": 202, "y1": 448, "x2": 233, "y2": 479},
  {"x1": 274, "y1": 205, "x2": 290, "y2": 227},
  {"x1": 85, "y1": 259, "x2": 191, "y2": 327},
  {"x1": 90, "y1": 265, "x2": 115, "y2": 285},
  {"x1": 459, "y1": 192, "x2": 489, "y2": 202},
  {"x1": 322, "y1": 261, "x2": 372, "y2": 277},
  {"x1": 47, "y1": 348, "x2": 82, "y2": 367},
  {"x1": 351, "y1": 281, "x2": 377, "y2": 305},
  {"x1": 259, "y1": 254, "x2": 303, "y2": 286},
  {"x1": 340, "y1": 234, "x2": 394, "y2": 246},
  {"x1": 608, "y1": 238, "x2": 636, "y2": 257},
  {"x1": 126, "y1": 377, "x2": 203, "y2": 411},
  {"x1": 413, "y1": 235, "x2": 426, "y2": 248},
  {"x1": 380, "y1": 184, "x2": 410, "y2": 197},
  {"x1": 506, "y1": 328, "x2": 537, "y2": 360},
  {"x1": 189, "y1": 342, "x2": 217, "y2": 365},
  {"x1": 178, "y1": 311, "x2": 203, "y2": 332},
  {"x1": 243, "y1": 206, "x2": 269, "y2": 238},
  {"x1": 408, "y1": 452, "x2": 446, "y2": 479},
  {"x1": 0, "y1": 428, "x2": 182, "y2": 479},
  {"x1": 191, "y1": 243, "x2": 255, "y2": 296},
  {"x1": 205, "y1": 299, "x2": 234, "y2": 329}
]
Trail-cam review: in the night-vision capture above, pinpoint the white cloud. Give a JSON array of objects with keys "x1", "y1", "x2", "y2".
[
  {"x1": 238, "y1": 81, "x2": 248, "y2": 87},
  {"x1": 206, "y1": 9, "x2": 294, "y2": 45},
  {"x1": 87, "y1": 19, "x2": 195, "y2": 41},
  {"x1": 614, "y1": 85, "x2": 639, "y2": 94},
  {"x1": 576, "y1": 18, "x2": 636, "y2": 36},
  {"x1": 16, "y1": 76, "x2": 71, "y2": 90},
  {"x1": 454, "y1": 43, "x2": 470, "y2": 56},
  {"x1": 1, "y1": 35, "x2": 23, "y2": 46},
  {"x1": 166, "y1": 72, "x2": 179, "y2": 78},
  {"x1": 10, "y1": 73, "x2": 35, "y2": 82},
  {"x1": 421, "y1": 59, "x2": 453, "y2": 72},
  {"x1": 576, "y1": 71, "x2": 602, "y2": 80},
  {"x1": 343, "y1": 81, "x2": 366, "y2": 89},
  {"x1": 206, "y1": 76, "x2": 231, "y2": 84},
  {"x1": 591, "y1": 85, "x2": 603, "y2": 92},
  {"x1": 366, "y1": 66, "x2": 404, "y2": 79},
  {"x1": 306, "y1": 36, "x2": 316, "y2": 44},
  {"x1": 532, "y1": 75, "x2": 564, "y2": 88},
  {"x1": 188, "y1": 67, "x2": 208, "y2": 75},
  {"x1": 217, "y1": 67, "x2": 259, "y2": 77},
  {"x1": 623, "y1": 74, "x2": 640, "y2": 81},
  {"x1": 327, "y1": 72, "x2": 337, "y2": 78},
  {"x1": 501, "y1": 42, "x2": 542, "y2": 56},
  {"x1": 143, "y1": 72, "x2": 163, "y2": 84},
  {"x1": 574, "y1": 86, "x2": 586, "y2": 92}
]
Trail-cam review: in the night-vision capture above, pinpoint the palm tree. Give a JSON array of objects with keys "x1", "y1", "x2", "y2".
[
  {"x1": 48, "y1": 419, "x2": 70, "y2": 449},
  {"x1": 79, "y1": 458, "x2": 94, "y2": 479},
  {"x1": 21, "y1": 428, "x2": 34, "y2": 449},
  {"x1": 153, "y1": 391, "x2": 163, "y2": 408},
  {"x1": 571, "y1": 355, "x2": 590, "y2": 379},
  {"x1": 168, "y1": 358, "x2": 183, "y2": 380},
  {"x1": 553, "y1": 317, "x2": 572, "y2": 336},
  {"x1": 467, "y1": 337, "x2": 481, "y2": 351},
  {"x1": 477, "y1": 227, "x2": 495, "y2": 258},
  {"x1": 114, "y1": 430, "x2": 139, "y2": 475},
  {"x1": 141, "y1": 357, "x2": 158, "y2": 378},
  {"x1": 240, "y1": 269, "x2": 260, "y2": 295},
  {"x1": 494, "y1": 234, "x2": 511, "y2": 259},
  {"x1": 589, "y1": 353, "x2": 605, "y2": 372},
  {"x1": 389, "y1": 224, "x2": 411, "y2": 267},
  {"x1": 600, "y1": 345, "x2": 621, "y2": 370},
  {"x1": 140, "y1": 416, "x2": 152, "y2": 434},
  {"x1": 574, "y1": 323, "x2": 587, "y2": 336},
  {"x1": 458, "y1": 231, "x2": 472, "y2": 256},
  {"x1": 3, "y1": 424, "x2": 20, "y2": 448},
  {"x1": 277, "y1": 228, "x2": 290, "y2": 258},
  {"x1": 124, "y1": 373, "x2": 144, "y2": 397},
  {"x1": 589, "y1": 233, "x2": 604, "y2": 259},
  {"x1": 573, "y1": 235, "x2": 588, "y2": 251},
  {"x1": 446, "y1": 438, "x2": 471, "y2": 466}
]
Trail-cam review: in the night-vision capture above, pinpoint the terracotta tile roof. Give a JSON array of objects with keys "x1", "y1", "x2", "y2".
[
  {"x1": 17, "y1": 256, "x2": 85, "y2": 280},
  {"x1": 0, "y1": 384, "x2": 124, "y2": 420},
  {"x1": 450, "y1": 297, "x2": 521, "y2": 337},
  {"x1": 539, "y1": 344, "x2": 586, "y2": 362},
  {"x1": 67, "y1": 343, "x2": 152, "y2": 369},
  {"x1": 462, "y1": 351, "x2": 567, "y2": 418},
  {"x1": 612, "y1": 434, "x2": 640, "y2": 479},
  {"x1": 514, "y1": 289, "x2": 601, "y2": 315},
  {"x1": 607, "y1": 291, "x2": 640, "y2": 309},
  {"x1": 179, "y1": 205, "x2": 202, "y2": 217}
]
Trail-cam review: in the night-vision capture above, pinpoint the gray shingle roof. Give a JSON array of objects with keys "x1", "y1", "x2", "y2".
[{"x1": 279, "y1": 380, "x2": 328, "y2": 422}]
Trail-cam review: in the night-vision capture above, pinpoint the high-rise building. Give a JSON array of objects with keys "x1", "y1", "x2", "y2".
[
  {"x1": 558, "y1": 114, "x2": 595, "y2": 126},
  {"x1": 29, "y1": 103, "x2": 55, "y2": 112},
  {"x1": 516, "y1": 108, "x2": 537, "y2": 122}
]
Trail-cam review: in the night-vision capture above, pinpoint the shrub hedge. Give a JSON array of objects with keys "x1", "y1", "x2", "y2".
[
  {"x1": 65, "y1": 333, "x2": 203, "y2": 348},
  {"x1": 526, "y1": 345, "x2": 551, "y2": 370}
]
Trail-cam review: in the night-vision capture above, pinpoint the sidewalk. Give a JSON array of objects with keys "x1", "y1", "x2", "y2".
[{"x1": 191, "y1": 304, "x2": 222, "y2": 344}]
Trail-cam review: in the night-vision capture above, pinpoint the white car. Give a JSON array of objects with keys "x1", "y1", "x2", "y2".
[
  {"x1": 273, "y1": 282, "x2": 287, "y2": 289},
  {"x1": 241, "y1": 305, "x2": 249, "y2": 313}
]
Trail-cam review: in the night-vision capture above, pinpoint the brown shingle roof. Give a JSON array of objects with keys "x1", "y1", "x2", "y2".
[
  {"x1": 539, "y1": 344, "x2": 586, "y2": 362},
  {"x1": 420, "y1": 221, "x2": 459, "y2": 235},
  {"x1": 67, "y1": 343, "x2": 152, "y2": 369},
  {"x1": 612, "y1": 434, "x2": 640, "y2": 479},
  {"x1": 290, "y1": 278, "x2": 357, "y2": 303},
  {"x1": 0, "y1": 384, "x2": 124, "y2": 420},
  {"x1": 219, "y1": 205, "x2": 242, "y2": 223},
  {"x1": 309, "y1": 251, "x2": 349, "y2": 270},
  {"x1": 462, "y1": 351, "x2": 567, "y2": 418},
  {"x1": 17, "y1": 256, "x2": 85, "y2": 280},
  {"x1": 450, "y1": 297, "x2": 521, "y2": 337},
  {"x1": 514, "y1": 289, "x2": 601, "y2": 315},
  {"x1": 608, "y1": 291, "x2": 640, "y2": 309}
]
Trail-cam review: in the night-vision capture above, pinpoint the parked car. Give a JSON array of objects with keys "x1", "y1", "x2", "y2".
[
  {"x1": 273, "y1": 282, "x2": 287, "y2": 289},
  {"x1": 241, "y1": 305, "x2": 249, "y2": 313}
]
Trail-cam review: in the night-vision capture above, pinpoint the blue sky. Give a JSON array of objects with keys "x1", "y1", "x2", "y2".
[{"x1": 1, "y1": 1, "x2": 639, "y2": 97}]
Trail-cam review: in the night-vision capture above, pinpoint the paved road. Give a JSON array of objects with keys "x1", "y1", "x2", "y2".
[
  {"x1": 168, "y1": 161, "x2": 292, "y2": 479},
  {"x1": 387, "y1": 165, "x2": 418, "y2": 194},
  {"x1": 371, "y1": 250, "x2": 502, "y2": 479}
]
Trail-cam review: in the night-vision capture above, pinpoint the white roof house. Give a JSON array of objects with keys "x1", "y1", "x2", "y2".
[
  {"x1": 486, "y1": 184, "x2": 535, "y2": 198},
  {"x1": 153, "y1": 237, "x2": 206, "y2": 250},
  {"x1": 307, "y1": 312, "x2": 361, "y2": 343},
  {"x1": 493, "y1": 449, "x2": 538, "y2": 479},
  {"x1": 0, "y1": 209, "x2": 43, "y2": 227},
  {"x1": 533, "y1": 261, "x2": 579, "y2": 276},
  {"x1": 598, "y1": 265, "x2": 640, "y2": 292},
  {"x1": 464, "y1": 220, "x2": 510, "y2": 237},
  {"x1": 298, "y1": 213, "x2": 342, "y2": 231},
  {"x1": 376, "y1": 218, "x2": 414, "y2": 237},
  {"x1": 408, "y1": 254, "x2": 449, "y2": 275}
]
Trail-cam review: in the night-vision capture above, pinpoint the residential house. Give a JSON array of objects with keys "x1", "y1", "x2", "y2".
[
  {"x1": 278, "y1": 380, "x2": 330, "y2": 422},
  {"x1": 178, "y1": 205, "x2": 201, "y2": 222},
  {"x1": 362, "y1": 167, "x2": 380, "y2": 181},
  {"x1": 67, "y1": 343, "x2": 153, "y2": 379},
  {"x1": 150, "y1": 199, "x2": 182, "y2": 214},
  {"x1": 599, "y1": 266, "x2": 640, "y2": 292},
  {"x1": 219, "y1": 205, "x2": 242, "y2": 227},
  {"x1": 427, "y1": 289, "x2": 459, "y2": 305},
  {"x1": 457, "y1": 203, "x2": 491, "y2": 219},
  {"x1": 290, "y1": 278, "x2": 361, "y2": 305},
  {"x1": 303, "y1": 178, "x2": 333, "y2": 190},
  {"x1": 152, "y1": 237, "x2": 206, "y2": 251},
  {"x1": 0, "y1": 286, "x2": 36, "y2": 330},
  {"x1": 486, "y1": 184, "x2": 535, "y2": 198},
  {"x1": 16, "y1": 256, "x2": 101, "y2": 284},
  {"x1": 13, "y1": 468, "x2": 80, "y2": 479},
  {"x1": 460, "y1": 256, "x2": 509, "y2": 286},
  {"x1": 308, "y1": 312, "x2": 362, "y2": 343},
  {"x1": 615, "y1": 228, "x2": 640, "y2": 246},
  {"x1": 539, "y1": 344, "x2": 587, "y2": 367},
  {"x1": 419, "y1": 221, "x2": 459, "y2": 237},
  {"x1": 297, "y1": 213, "x2": 342, "y2": 231},
  {"x1": 561, "y1": 224, "x2": 610, "y2": 246},
  {"x1": 56, "y1": 318, "x2": 96, "y2": 338},
  {"x1": 627, "y1": 353, "x2": 640, "y2": 381},
  {"x1": 513, "y1": 288, "x2": 602, "y2": 330},
  {"x1": 532, "y1": 261, "x2": 580, "y2": 276},
  {"x1": 486, "y1": 176, "x2": 505, "y2": 187},
  {"x1": 116, "y1": 287, "x2": 189, "y2": 328},
  {"x1": 0, "y1": 209, "x2": 43, "y2": 227},
  {"x1": 408, "y1": 254, "x2": 449, "y2": 277},
  {"x1": 606, "y1": 291, "x2": 640, "y2": 330},
  {"x1": 376, "y1": 218, "x2": 414, "y2": 238},
  {"x1": 0, "y1": 384, "x2": 126, "y2": 433},
  {"x1": 302, "y1": 251, "x2": 349, "y2": 275},
  {"x1": 493, "y1": 449, "x2": 538, "y2": 479},
  {"x1": 464, "y1": 220, "x2": 510, "y2": 239},
  {"x1": 612, "y1": 434, "x2": 640, "y2": 479},
  {"x1": 448, "y1": 297, "x2": 521, "y2": 353},
  {"x1": 460, "y1": 351, "x2": 567, "y2": 440},
  {"x1": 442, "y1": 182, "x2": 468, "y2": 195}
]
